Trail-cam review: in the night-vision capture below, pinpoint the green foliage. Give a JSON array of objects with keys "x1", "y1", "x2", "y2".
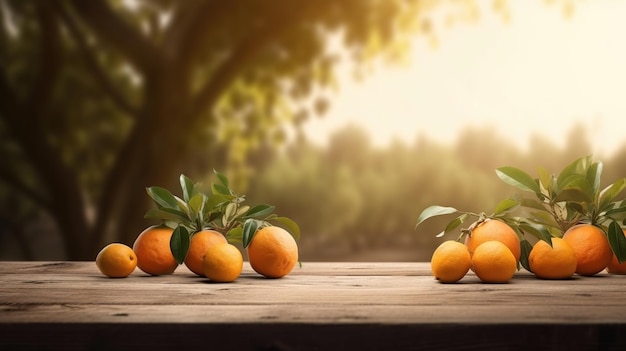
[
  {"x1": 0, "y1": 0, "x2": 429, "y2": 259},
  {"x1": 416, "y1": 153, "x2": 626, "y2": 267},
  {"x1": 170, "y1": 226, "x2": 190, "y2": 265},
  {"x1": 495, "y1": 155, "x2": 626, "y2": 263},
  {"x1": 415, "y1": 206, "x2": 458, "y2": 229},
  {"x1": 144, "y1": 171, "x2": 300, "y2": 264},
  {"x1": 607, "y1": 221, "x2": 626, "y2": 264},
  {"x1": 416, "y1": 199, "x2": 520, "y2": 242}
]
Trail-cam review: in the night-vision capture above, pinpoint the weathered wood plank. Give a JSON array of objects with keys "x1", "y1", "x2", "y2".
[
  {"x1": 1, "y1": 261, "x2": 626, "y2": 350},
  {"x1": 2, "y1": 302, "x2": 626, "y2": 324},
  {"x1": 0, "y1": 261, "x2": 429, "y2": 276},
  {"x1": 1, "y1": 274, "x2": 625, "y2": 308}
]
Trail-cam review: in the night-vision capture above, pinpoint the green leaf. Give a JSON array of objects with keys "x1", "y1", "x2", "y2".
[
  {"x1": 607, "y1": 221, "x2": 626, "y2": 264},
  {"x1": 223, "y1": 202, "x2": 237, "y2": 222},
  {"x1": 180, "y1": 174, "x2": 195, "y2": 202},
  {"x1": 274, "y1": 216, "x2": 301, "y2": 240},
  {"x1": 146, "y1": 186, "x2": 179, "y2": 209},
  {"x1": 233, "y1": 205, "x2": 250, "y2": 220},
  {"x1": 214, "y1": 169, "x2": 229, "y2": 187},
  {"x1": 494, "y1": 197, "x2": 520, "y2": 215},
  {"x1": 605, "y1": 203, "x2": 626, "y2": 222},
  {"x1": 144, "y1": 207, "x2": 190, "y2": 223},
  {"x1": 537, "y1": 166, "x2": 552, "y2": 194},
  {"x1": 226, "y1": 227, "x2": 243, "y2": 243},
  {"x1": 189, "y1": 193, "x2": 205, "y2": 214},
  {"x1": 529, "y1": 211, "x2": 559, "y2": 229},
  {"x1": 520, "y1": 198, "x2": 548, "y2": 212},
  {"x1": 554, "y1": 188, "x2": 593, "y2": 204},
  {"x1": 245, "y1": 204, "x2": 276, "y2": 219},
  {"x1": 519, "y1": 222, "x2": 553, "y2": 245},
  {"x1": 599, "y1": 178, "x2": 626, "y2": 210},
  {"x1": 415, "y1": 205, "x2": 458, "y2": 228},
  {"x1": 495, "y1": 167, "x2": 541, "y2": 194},
  {"x1": 555, "y1": 174, "x2": 594, "y2": 201},
  {"x1": 205, "y1": 193, "x2": 234, "y2": 211},
  {"x1": 557, "y1": 155, "x2": 591, "y2": 187},
  {"x1": 242, "y1": 219, "x2": 260, "y2": 248},
  {"x1": 175, "y1": 196, "x2": 190, "y2": 216},
  {"x1": 170, "y1": 226, "x2": 190, "y2": 265},
  {"x1": 212, "y1": 183, "x2": 232, "y2": 196},
  {"x1": 519, "y1": 239, "x2": 533, "y2": 272},
  {"x1": 206, "y1": 211, "x2": 222, "y2": 225},
  {"x1": 442, "y1": 213, "x2": 469, "y2": 237},
  {"x1": 587, "y1": 161, "x2": 603, "y2": 195}
]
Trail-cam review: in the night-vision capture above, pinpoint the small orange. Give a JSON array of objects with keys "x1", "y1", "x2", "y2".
[
  {"x1": 430, "y1": 240, "x2": 471, "y2": 283},
  {"x1": 202, "y1": 242, "x2": 243, "y2": 283},
  {"x1": 248, "y1": 226, "x2": 298, "y2": 278},
  {"x1": 471, "y1": 240, "x2": 517, "y2": 283},
  {"x1": 184, "y1": 229, "x2": 228, "y2": 276},
  {"x1": 607, "y1": 229, "x2": 626, "y2": 274},
  {"x1": 95, "y1": 243, "x2": 137, "y2": 278},
  {"x1": 563, "y1": 224, "x2": 613, "y2": 276},
  {"x1": 528, "y1": 238, "x2": 577, "y2": 279},
  {"x1": 132, "y1": 226, "x2": 178, "y2": 276},
  {"x1": 465, "y1": 219, "x2": 521, "y2": 262}
]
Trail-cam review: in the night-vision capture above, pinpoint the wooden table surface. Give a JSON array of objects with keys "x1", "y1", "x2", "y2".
[{"x1": 1, "y1": 261, "x2": 626, "y2": 350}]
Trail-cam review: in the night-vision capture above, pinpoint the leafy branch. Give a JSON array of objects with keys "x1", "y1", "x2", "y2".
[
  {"x1": 416, "y1": 197, "x2": 551, "y2": 243},
  {"x1": 495, "y1": 155, "x2": 626, "y2": 263},
  {"x1": 144, "y1": 170, "x2": 301, "y2": 264},
  {"x1": 416, "y1": 198, "x2": 553, "y2": 272}
]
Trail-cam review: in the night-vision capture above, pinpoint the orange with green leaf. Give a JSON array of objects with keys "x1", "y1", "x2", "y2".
[
  {"x1": 417, "y1": 155, "x2": 626, "y2": 281},
  {"x1": 495, "y1": 155, "x2": 626, "y2": 276},
  {"x1": 415, "y1": 198, "x2": 549, "y2": 272},
  {"x1": 142, "y1": 170, "x2": 300, "y2": 280}
]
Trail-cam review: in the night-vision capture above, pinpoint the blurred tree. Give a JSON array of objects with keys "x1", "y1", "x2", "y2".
[
  {"x1": 0, "y1": 0, "x2": 579, "y2": 260},
  {"x1": 0, "y1": 0, "x2": 448, "y2": 259}
]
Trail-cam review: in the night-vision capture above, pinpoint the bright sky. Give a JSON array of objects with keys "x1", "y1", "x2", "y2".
[{"x1": 301, "y1": 0, "x2": 626, "y2": 157}]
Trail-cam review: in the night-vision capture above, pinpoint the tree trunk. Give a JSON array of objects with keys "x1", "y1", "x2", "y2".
[{"x1": 104, "y1": 62, "x2": 193, "y2": 247}]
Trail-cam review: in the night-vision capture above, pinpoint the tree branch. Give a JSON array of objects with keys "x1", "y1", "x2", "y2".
[
  {"x1": 68, "y1": 0, "x2": 161, "y2": 75},
  {"x1": 53, "y1": 1, "x2": 141, "y2": 118},
  {"x1": 187, "y1": 1, "x2": 315, "y2": 121}
]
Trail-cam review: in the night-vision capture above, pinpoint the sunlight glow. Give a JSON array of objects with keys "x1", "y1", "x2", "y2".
[{"x1": 302, "y1": 0, "x2": 626, "y2": 157}]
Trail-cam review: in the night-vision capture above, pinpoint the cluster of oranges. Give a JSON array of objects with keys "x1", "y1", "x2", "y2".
[
  {"x1": 431, "y1": 219, "x2": 626, "y2": 284},
  {"x1": 431, "y1": 219, "x2": 519, "y2": 283},
  {"x1": 96, "y1": 172, "x2": 299, "y2": 282},
  {"x1": 425, "y1": 156, "x2": 626, "y2": 283},
  {"x1": 96, "y1": 225, "x2": 298, "y2": 281}
]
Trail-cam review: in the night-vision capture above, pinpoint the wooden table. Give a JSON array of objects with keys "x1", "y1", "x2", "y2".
[{"x1": 1, "y1": 261, "x2": 626, "y2": 350}]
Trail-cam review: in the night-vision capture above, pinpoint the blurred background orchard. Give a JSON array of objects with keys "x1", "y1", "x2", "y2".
[{"x1": 2, "y1": 0, "x2": 626, "y2": 261}]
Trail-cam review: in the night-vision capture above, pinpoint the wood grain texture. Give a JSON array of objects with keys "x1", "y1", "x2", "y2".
[{"x1": 1, "y1": 261, "x2": 626, "y2": 350}]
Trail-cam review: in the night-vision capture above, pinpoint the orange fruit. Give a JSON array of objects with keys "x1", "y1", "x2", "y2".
[
  {"x1": 607, "y1": 229, "x2": 626, "y2": 274},
  {"x1": 607, "y1": 255, "x2": 626, "y2": 274},
  {"x1": 471, "y1": 240, "x2": 517, "y2": 283},
  {"x1": 248, "y1": 226, "x2": 298, "y2": 278},
  {"x1": 184, "y1": 229, "x2": 228, "y2": 276},
  {"x1": 132, "y1": 226, "x2": 178, "y2": 275},
  {"x1": 430, "y1": 240, "x2": 471, "y2": 283},
  {"x1": 563, "y1": 224, "x2": 613, "y2": 276},
  {"x1": 528, "y1": 238, "x2": 577, "y2": 279},
  {"x1": 202, "y1": 242, "x2": 243, "y2": 283},
  {"x1": 95, "y1": 243, "x2": 137, "y2": 278},
  {"x1": 465, "y1": 219, "x2": 521, "y2": 262}
]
